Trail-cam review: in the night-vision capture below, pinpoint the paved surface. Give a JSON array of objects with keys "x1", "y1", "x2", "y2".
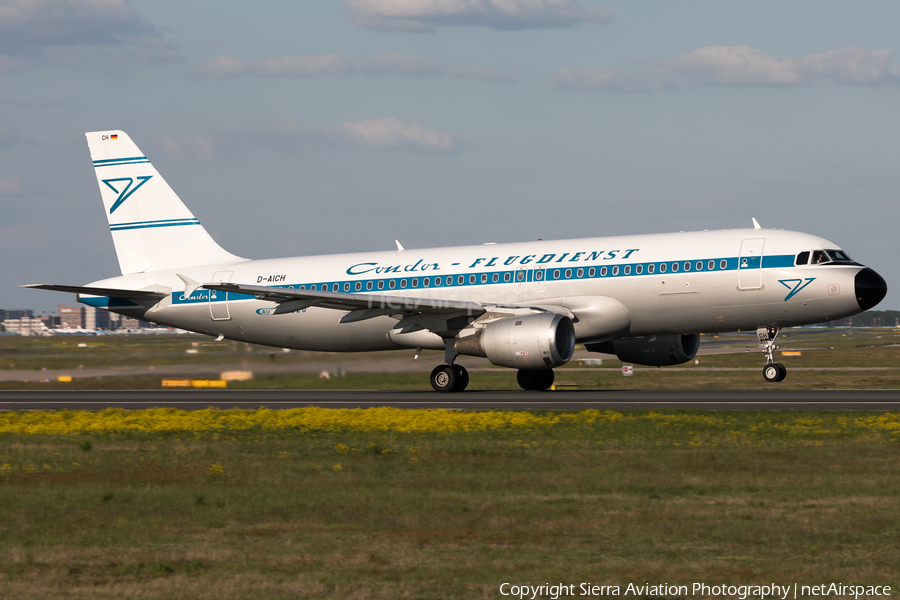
[{"x1": 1, "y1": 389, "x2": 899, "y2": 410}]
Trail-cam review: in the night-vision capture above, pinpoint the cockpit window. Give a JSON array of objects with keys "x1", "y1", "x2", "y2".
[
  {"x1": 810, "y1": 250, "x2": 830, "y2": 264},
  {"x1": 826, "y1": 249, "x2": 853, "y2": 262},
  {"x1": 795, "y1": 251, "x2": 810, "y2": 266}
]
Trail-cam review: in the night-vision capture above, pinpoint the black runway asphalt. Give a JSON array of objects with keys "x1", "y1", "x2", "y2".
[{"x1": 1, "y1": 389, "x2": 899, "y2": 410}]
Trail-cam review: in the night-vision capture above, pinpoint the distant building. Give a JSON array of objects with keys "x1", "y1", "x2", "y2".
[
  {"x1": 2, "y1": 317, "x2": 52, "y2": 336},
  {"x1": 0, "y1": 309, "x2": 34, "y2": 321},
  {"x1": 58, "y1": 303, "x2": 84, "y2": 329}
]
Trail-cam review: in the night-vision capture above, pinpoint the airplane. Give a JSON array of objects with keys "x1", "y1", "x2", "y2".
[{"x1": 24, "y1": 130, "x2": 888, "y2": 392}]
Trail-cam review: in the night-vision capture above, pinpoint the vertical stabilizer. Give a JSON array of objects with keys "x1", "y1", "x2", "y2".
[{"x1": 86, "y1": 130, "x2": 245, "y2": 274}]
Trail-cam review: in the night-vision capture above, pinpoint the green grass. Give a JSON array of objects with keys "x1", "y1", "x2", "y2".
[{"x1": 0, "y1": 410, "x2": 898, "y2": 599}]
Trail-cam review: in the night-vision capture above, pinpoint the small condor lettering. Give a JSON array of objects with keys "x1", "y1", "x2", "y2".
[{"x1": 257, "y1": 274, "x2": 286, "y2": 283}]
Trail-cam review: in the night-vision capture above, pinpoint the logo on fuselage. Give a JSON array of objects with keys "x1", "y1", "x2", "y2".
[
  {"x1": 103, "y1": 176, "x2": 152, "y2": 214},
  {"x1": 779, "y1": 278, "x2": 816, "y2": 301}
]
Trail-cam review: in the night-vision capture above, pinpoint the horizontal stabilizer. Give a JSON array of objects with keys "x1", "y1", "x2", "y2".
[{"x1": 20, "y1": 284, "x2": 168, "y2": 299}]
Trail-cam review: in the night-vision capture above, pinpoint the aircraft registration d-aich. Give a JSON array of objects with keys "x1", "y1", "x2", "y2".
[{"x1": 24, "y1": 131, "x2": 888, "y2": 392}]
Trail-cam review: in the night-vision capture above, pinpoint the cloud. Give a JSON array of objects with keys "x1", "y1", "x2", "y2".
[
  {"x1": 156, "y1": 135, "x2": 214, "y2": 161},
  {"x1": 344, "y1": 0, "x2": 612, "y2": 32},
  {"x1": 275, "y1": 117, "x2": 461, "y2": 153},
  {"x1": 0, "y1": 177, "x2": 23, "y2": 195},
  {"x1": 0, "y1": 0, "x2": 180, "y2": 72},
  {"x1": 553, "y1": 45, "x2": 898, "y2": 92},
  {"x1": 342, "y1": 118, "x2": 457, "y2": 151},
  {"x1": 197, "y1": 54, "x2": 513, "y2": 83}
]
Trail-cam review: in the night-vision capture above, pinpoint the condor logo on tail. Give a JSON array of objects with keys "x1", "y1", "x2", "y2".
[{"x1": 103, "y1": 176, "x2": 152, "y2": 214}]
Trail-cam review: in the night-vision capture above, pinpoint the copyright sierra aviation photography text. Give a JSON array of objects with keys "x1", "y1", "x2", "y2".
[{"x1": 499, "y1": 582, "x2": 893, "y2": 599}]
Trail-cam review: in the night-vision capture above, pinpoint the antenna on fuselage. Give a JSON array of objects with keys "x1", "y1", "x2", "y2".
[{"x1": 752, "y1": 218, "x2": 762, "y2": 230}]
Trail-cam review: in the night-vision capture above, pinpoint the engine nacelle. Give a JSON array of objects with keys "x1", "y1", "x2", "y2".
[
  {"x1": 587, "y1": 334, "x2": 700, "y2": 367},
  {"x1": 455, "y1": 313, "x2": 575, "y2": 369}
]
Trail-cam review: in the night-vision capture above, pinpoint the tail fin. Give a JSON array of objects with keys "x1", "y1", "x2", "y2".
[{"x1": 86, "y1": 130, "x2": 245, "y2": 275}]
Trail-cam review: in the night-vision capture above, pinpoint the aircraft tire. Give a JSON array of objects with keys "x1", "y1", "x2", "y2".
[
  {"x1": 774, "y1": 363, "x2": 787, "y2": 382},
  {"x1": 453, "y1": 365, "x2": 469, "y2": 392},
  {"x1": 517, "y1": 368, "x2": 555, "y2": 391},
  {"x1": 763, "y1": 363, "x2": 787, "y2": 383},
  {"x1": 431, "y1": 365, "x2": 459, "y2": 393}
]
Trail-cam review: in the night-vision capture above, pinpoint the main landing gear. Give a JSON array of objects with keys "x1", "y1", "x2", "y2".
[
  {"x1": 758, "y1": 326, "x2": 787, "y2": 382},
  {"x1": 430, "y1": 339, "x2": 469, "y2": 393},
  {"x1": 430, "y1": 364, "x2": 469, "y2": 393},
  {"x1": 516, "y1": 368, "x2": 555, "y2": 391}
]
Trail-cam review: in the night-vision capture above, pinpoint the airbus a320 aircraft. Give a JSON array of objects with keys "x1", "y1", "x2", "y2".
[{"x1": 25, "y1": 131, "x2": 887, "y2": 392}]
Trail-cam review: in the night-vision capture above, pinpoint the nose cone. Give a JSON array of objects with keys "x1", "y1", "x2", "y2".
[{"x1": 855, "y1": 268, "x2": 887, "y2": 311}]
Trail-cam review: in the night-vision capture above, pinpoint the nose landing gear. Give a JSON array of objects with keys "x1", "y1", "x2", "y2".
[{"x1": 758, "y1": 326, "x2": 787, "y2": 382}]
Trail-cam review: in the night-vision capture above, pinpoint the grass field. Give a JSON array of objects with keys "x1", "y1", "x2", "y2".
[
  {"x1": 1, "y1": 328, "x2": 899, "y2": 390},
  {"x1": 0, "y1": 408, "x2": 898, "y2": 599}
]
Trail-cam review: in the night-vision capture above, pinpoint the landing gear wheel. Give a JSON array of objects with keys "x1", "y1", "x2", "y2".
[
  {"x1": 431, "y1": 365, "x2": 458, "y2": 393},
  {"x1": 763, "y1": 363, "x2": 787, "y2": 383},
  {"x1": 453, "y1": 365, "x2": 469, "y2": 392},
  {"x1": 517, "y1": 368, "x2": 555, "y2": 391}
]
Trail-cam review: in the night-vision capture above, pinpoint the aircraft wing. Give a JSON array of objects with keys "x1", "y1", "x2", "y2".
[
  {"x1": 19, "y1": 284, "x2": 168, "y2": 299},
  {"x1": 202, "y1": 282, "x2": 485, "y2": 325}
]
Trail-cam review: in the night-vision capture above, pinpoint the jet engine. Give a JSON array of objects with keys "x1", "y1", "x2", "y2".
[
  {"x1": 586, "y1": 334, "x2": 700, "y2": 367},
  {"x1": 455, "y1": 313, "x2": 575, "y2": 369}
]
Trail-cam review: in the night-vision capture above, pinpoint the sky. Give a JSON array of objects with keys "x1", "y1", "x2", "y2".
[{"x1": 2, "y1": 0, "x2": 899, "y2": 315}]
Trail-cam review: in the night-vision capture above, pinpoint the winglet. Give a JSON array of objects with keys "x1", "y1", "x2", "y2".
[
  {"x1": 752, "y1": 218, "x2": 761, "y2": 230},
  {"x1": 395, "y1": 240, "x2": 404, "y2": 252}
]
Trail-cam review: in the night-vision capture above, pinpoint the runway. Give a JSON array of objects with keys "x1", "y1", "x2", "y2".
[{"x1": 1, "y1": 389, "x2": 899, "y2": 410}]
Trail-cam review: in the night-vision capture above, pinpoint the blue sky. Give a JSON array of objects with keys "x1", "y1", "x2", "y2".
[{"x1": 2, "y1": 0, "x2": 898, "y2": 315}]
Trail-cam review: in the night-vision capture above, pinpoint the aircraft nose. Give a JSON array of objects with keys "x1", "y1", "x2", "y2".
[{"x1": 855, "y1": 267, "x2": 887, "y2": 311}]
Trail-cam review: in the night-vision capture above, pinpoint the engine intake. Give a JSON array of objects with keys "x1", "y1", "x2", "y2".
[
  {"x1": 455, "y1": 313, "x2": 575, "y2": 369},
  {"x1": 587, "y1": 334, "x2": 700, "y2": 367}
]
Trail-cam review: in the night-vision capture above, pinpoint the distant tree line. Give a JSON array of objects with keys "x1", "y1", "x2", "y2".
[{"x1": 822, "y1": 310, "x2": 900, "y2": 328}]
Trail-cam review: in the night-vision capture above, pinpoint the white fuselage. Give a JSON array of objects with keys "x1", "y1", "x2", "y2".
[{"x1": 80, "y1": 227, "x2": 866, "y2": 351}]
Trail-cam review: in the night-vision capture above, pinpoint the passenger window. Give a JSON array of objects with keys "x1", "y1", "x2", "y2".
[
  {"x1": 389, "y1": 280, "x2": 396, "y2": 289},
  {"x1": 504, "y1": 273, "x2": 511, "y2": 282},
  {"x1": 720, "y1": 259, "x2": 727, "y2": 269},
  {"x1": 795, "y1": 251, "x2": 810, "y2": 265},
  {"x1": 535, "y1": 270, "x2": 543, "y2": 281},
  {"x1": 636, "y1": 265, "x2": 642, "y2": 274},
  {"x1": 565, "y1": 269, "x2": 572, "y2": 278},
  {"x1": 648, "y1": 264, "x2": 655, "y2": 274},
  {"x1": 516, "y1": 271, "x2": 524, "y2": 281},
  {"x1": 492, "y1": 273, "x2": 499, "y2": 282},
  {"x1": 577, "y1": 268, "x2": 583, "y2": 277},
  {"x1": 378, "y1": 281, "x2": 384, "y2": 290},
  {"x1": 708, "y1": 260, "x2": 715, "y2": 270},
  {"x1": 299, "y1": 285, "x2": 306, "y2": 290},
  {"x1": 589, "y1": 267, "x2": 596, "y2": 277},
  {"x1": 333, "y1": 283, "x2": 340, "y2": 292},
  {"x1": 447, "y1": 276, "x2": 453, "y2": 285},
  {"x1": 612, "y1": 266, "x2": 619, "y2": 276},
  {"x1": 671, "y1": 263, "x2": 679, "y2": 272},
  {"x1": 481, "y1": 274, "x2": 487, "y2": 283},
  {"x1": 310, "y1": 284, "x2": 317, "y2": 291},
  {"x1": 469, "y1": 275, "x2": 476, "y2": 284},
  {"x1": 696, "y1": 261, "x2": 703, "y2": 271},
  {"x1": 400, "y1": 279, "x2": 407, "y2": 288},
  {"x1": 683, "y1": 262, "x2": 690, "y2": 272},
  {"x1": 412, "y1": 278, "x2": 418, "y2": 287},
  {"x1": 554, "y1": 269, "x2": 560, "y2": 279},
  {"x1": 434, "y1": 277, "x2": 440, "y2": 287},
  {"x1": 458, "y1": 275, "x2": 465, "y2": 285},
  {"x1": 600, "y1": 267, "x2": 607, "y2": 276},
  {"x1": 423, "y1": 278, "x2": 430, "y2": 287},
  {"x1": 811, "y1": 250, "x2": 830, "y2": 264},
  {"x1": 366, "y1": 281, "x2": 373, "y2": 290},
  {"x1": 623, "y1": 266, "x2": 630, "y2": 275},
  {"x1": 355, "y1": 282, "x2": 361, "y2": 291}
]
